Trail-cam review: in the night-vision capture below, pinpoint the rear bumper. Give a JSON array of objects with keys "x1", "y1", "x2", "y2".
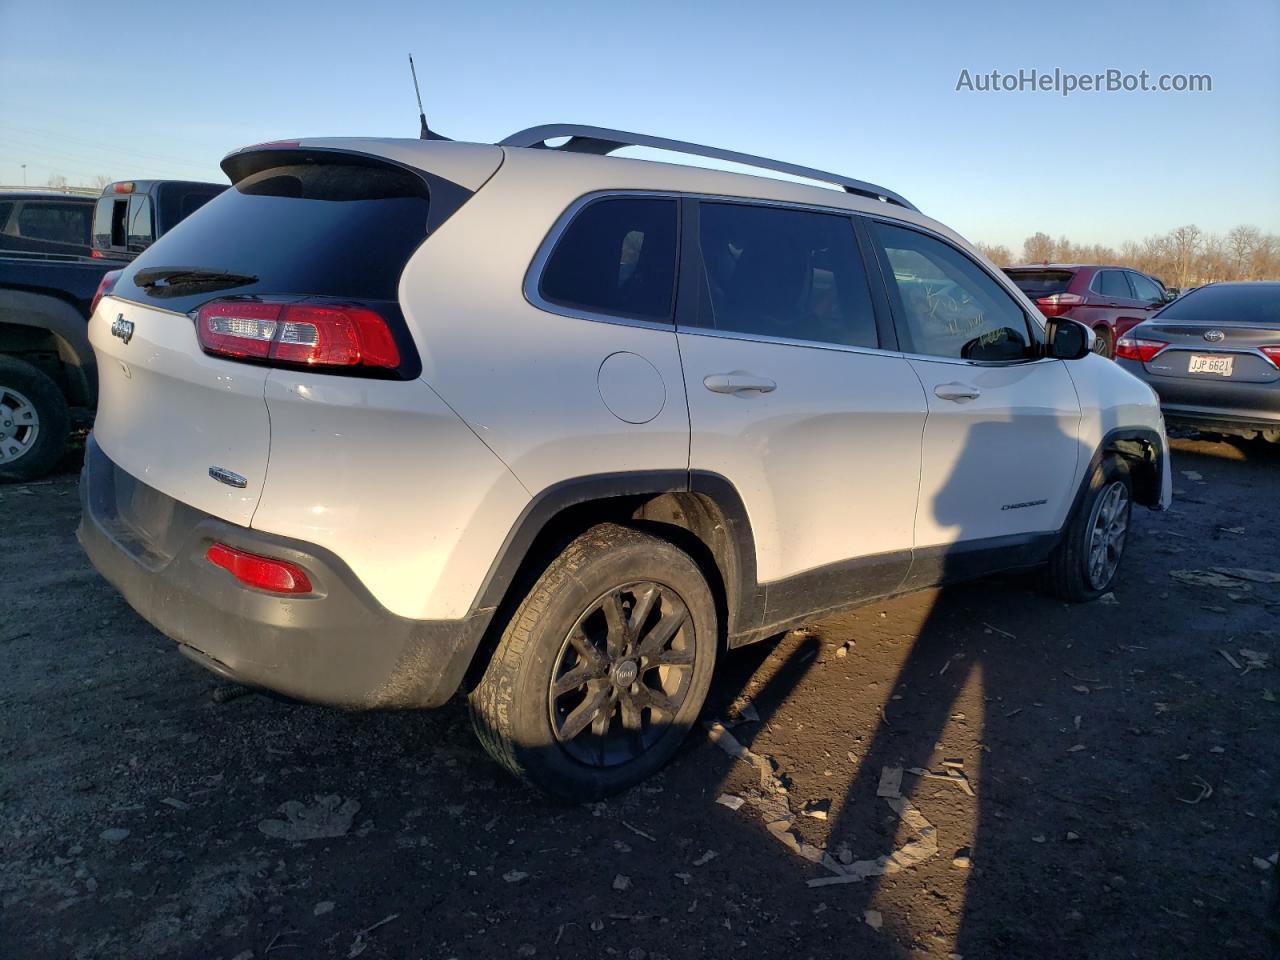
[{"x1": 76, "y1": 436, "x2": 491, "y2": 708}]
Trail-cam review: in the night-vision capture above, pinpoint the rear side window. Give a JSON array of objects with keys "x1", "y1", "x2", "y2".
[
  {"x1": 692, "y1": 202, "x2": 878, "y2": 349},
  {"x1": 127, "y1": 195, "x2": 154, "y2": 253},
  {"x1": 539, "y1": 197, "x2": 677, "y2": 322},
  {"x1": 1096, "y1": 270, "x2": 1133, "y2": 299},
  {"x1": 16, "y1": 202, "x2": 91, "y2": 245},
  {"x1": 0, "y1": 201, "x2": 13, "y2": 232},
  {"x1": 871, "y1": 221, "x2": 1030, "y2": 361},
  {"x1": 94, "y1": 196, "x2": 128, "y2": 248},
  {"x1": 1004, "y1": 269, "x2": 1074, "y2": 298},
  {"x1": 116, "y1": 161, "x2": 431, "y2": 314},
  {"x1": 156, "y1": 183, "x2": 225, "y2": 234},
  {"x1": 1156, "y1": 284, "x2": 1280, "y2": 325}
]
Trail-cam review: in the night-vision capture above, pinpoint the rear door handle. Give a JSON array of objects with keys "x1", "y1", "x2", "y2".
[
  {"x1": 703, "y1": 372, "x2": 777, "y2": 395},
  {"x1": 934, "y1": 382, "x2": 980, "y2": 403}
]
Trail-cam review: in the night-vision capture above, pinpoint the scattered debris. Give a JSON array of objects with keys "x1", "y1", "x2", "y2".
[
  {"x1": 705, "y1": 721, "x2": 784, "y2": 792},
  {"x1": 802, "y1": 799, "x2": 831, "y2": 821},
  {"x1": 729, "y1": 700, "x2": 760, "y2": 725},
  {"x1": 1239, "y1": 649, "x2": 1270, "y2": 673},
  {"x1": 951, "y1": 848, "x2": 972, "y2": 869},
  {"x1": 1181, "y1": 470, "x2": 1204, "y2": 482},
  {"x1": 1072, "y1": 685, "x2": 1091, "y2": 694},
  {"x1": 503, "y1": 870, "x2": 528, "y2": 883},
  {"x1": 1032, "y1": 834, "x2": 1047, "y2": 844},
  {"x1": 620, "y1": 820, "x2": 657, "y2": 842},
  {"x1": 612, "y1": 874, "x2": 632, "y2": 891},
  {"x1": 314, "y1": 901, "x2": 335, "y2": 916},
  {"x1": 1253, "y1": 857, "x2": 1274, "y2": 872},
  {"x1": 863, "y1": 909, "x2": 883, "y2": 930},
  {"x1": 1068, "y1": 744, "x2": 1087, "y2": 753},
  {"x1": 1218, "y1": 526, "x2": 1246, "y2": 535},
  {"x1": 346, "y1": 914, "x2": 398, "y2": 958},
  {"x1": 1066, "y1": 831, "x2": 1081, "y2": 842},
  {"x1": 1211, "y1": 567, "x2": 1280, "y2": 584},
  {"x1": 692, "y1": 850, "x2": 718, "y2": 867},
  {"x1": 1264, "y1": 689, "x2": 1277, "y2": 703},
  {"x1": 159, "y1": 797, "x2": 191, "y2": 811},
  {"x1": 1098, "y1": 592, "x2": 1118, "y2": 605},
  {"x1": 982, "y1": 622, "x2": 1016, "y2": 640},
  {"x1": 211, "y1": 682, "x2": 253, "y2": 704},
  {"x1": 259, "y1": 796, "x2": 360, "y2": 841},
  {"x1": 905, "y1": 764, "x2": 975, "y2": 797},
  {"x1": 1177, "y1": 776, "x2": 1213, "y2": 805},
  {"x1": 1219, "y1": 649, "x2": 1243, "y2": 670},
  {"x1": 876, "y1": 766, "x2": 904, "y2": 798},
  {"x1": 1170, "y1": 570, "x2": 1252, "y2": 590},
  {"x1": 716, "y1": 794, "x2": 744, "y2": 811},
  {"x1": 100, "y1": 828, "x2": 130, "y2": 842}
]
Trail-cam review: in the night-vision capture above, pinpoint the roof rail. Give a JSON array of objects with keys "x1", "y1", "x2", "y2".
[{"x1": 499, "y1": 124, "x2": 917, "y2": 212}]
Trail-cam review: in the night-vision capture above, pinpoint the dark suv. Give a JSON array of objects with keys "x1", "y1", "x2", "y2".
[
  {"x1": 0, "y1": 191, "x2": 96, "y2": 259},
  {"x1": 92, "y1": 180, "x2": 225, "y2": 261},
  {"x1": 1004, "y1": 264, "x2": 1175, "y2": 358}
]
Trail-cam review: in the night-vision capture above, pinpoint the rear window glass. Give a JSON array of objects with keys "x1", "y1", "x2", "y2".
[
  {"x1": 156, "y1": 183, "x2": 225, "y2": 234},
  {"x1": 1156, "y1": 284, "x2": 1280, "y2": 326},
  {"x1": 539, "y1": 197, "x2": 677, "y2": 322},
  {"x1": 1003, "y1": 269, "x2": 1074, "y2": 298},
  {"x1": 16, "y1": 202, "x2": 91, "y2": 245},
  {"x1": 116, "y1": 162, "x2": 430, "y2": 313}
]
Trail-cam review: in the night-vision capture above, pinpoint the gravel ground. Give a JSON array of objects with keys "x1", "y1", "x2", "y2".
[{"x1": 2, "y1": 435, "x2": 1278, "y2": 959}]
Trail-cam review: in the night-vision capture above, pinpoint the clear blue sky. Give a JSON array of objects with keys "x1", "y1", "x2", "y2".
[{"x1": 2, "y1": 0, "x2": 1276, "y2": 251}]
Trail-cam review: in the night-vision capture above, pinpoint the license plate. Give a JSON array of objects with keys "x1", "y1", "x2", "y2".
[{"x1": 1188, "y1": 354, "x2": 1234, "y2": 376}]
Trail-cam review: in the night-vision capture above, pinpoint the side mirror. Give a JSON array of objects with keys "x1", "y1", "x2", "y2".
[
  {"x1": 1161, "y1": 289, "x2": 1179, "y2": 303},
  {"x1": 1046, "y1": 318, "x2": 1091, "y2": 360}
]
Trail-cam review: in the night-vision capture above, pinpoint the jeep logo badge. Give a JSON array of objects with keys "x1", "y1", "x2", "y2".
[{"x1": 111, "y1": 315, "x2": 134, "y2": 344}]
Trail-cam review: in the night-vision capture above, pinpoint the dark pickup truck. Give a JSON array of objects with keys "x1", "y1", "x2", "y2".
[{"x1": 0, "y1": 178, "x2": 226, "y2": 480}]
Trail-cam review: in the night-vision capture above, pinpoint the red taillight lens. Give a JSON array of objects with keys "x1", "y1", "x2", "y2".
[
  {"x1": 90, "y1": 269, "x2": 123, "y2": 317},
  {"x1": 1035, "y1": 292, "x2": 1084, "y2": 318},
  {"x1": 1115, "y1": 337, "x2": 1168, "y2": 362},
  {"x1": 195, "y1": 300, "x2": 401, "y2": 370},
  {"x1": 206, "y1": 543, "x2": 312, "y2": 594},
  {"x1": 1260, "y1": 346, "x2": 1280, "y2": 368}
]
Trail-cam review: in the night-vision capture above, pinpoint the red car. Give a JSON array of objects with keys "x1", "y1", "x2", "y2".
[{"x1": 1003, "y1": 264, "x2": 1175, "y2": 358}]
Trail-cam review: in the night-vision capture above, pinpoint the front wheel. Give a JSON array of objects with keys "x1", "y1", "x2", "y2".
[
  {"x1": 1046, "y1": 456, "x2": 1133, "y2": 602},
  {"x1": 469, "y1": 523, "x2": 717, "y2": 801},
  {"x1": 1092, "y1": 326, "x2": 1113, "y2": 358}
]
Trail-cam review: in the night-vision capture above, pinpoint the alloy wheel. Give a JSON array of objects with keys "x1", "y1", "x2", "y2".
[
  {"x1": 0, "y1": 386, "x2": 39, "y2": 465},
  {"x1": 548, "y1": 581, "x2": 696, "y2": 767},
  {"x1": 1085, "y1": 480, "x2": 1129, "y2": 590}
]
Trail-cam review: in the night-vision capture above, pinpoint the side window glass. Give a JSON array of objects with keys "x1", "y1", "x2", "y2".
[
  {"x1": 1097, "y1": 270, "x2": 1132, "y2": 299},
  {"x1": 16, "y1": 202, "x2": 89, "y2": 244},
  {"x1": 692, "y1": 202, "x2": 878, "y2": 348},
  {"x1": 870, "y1": 221, "x2": 1030, "y2": 361},
  {"x1": 1128, "y1": 272, "x2": 1161, "y2": 302},
  {"x1": 539, "y1": 197, "x2": 677, "y2": 322},
  {"x1": 0, "y1": 201, "x2": 13, "y2": 234},
  {"x1": 127, "y1": 195, "x2": 154, "y2": 253}
]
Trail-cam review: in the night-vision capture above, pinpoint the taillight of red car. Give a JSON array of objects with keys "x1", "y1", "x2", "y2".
[
  {"x1": 194, "y1": 299, "x2": 401, "y2": 371},
  {"x1": 1035, "y1": 292, "x2": 1084, "y2": 318},
  {"x1": 1260, "y1": 346, "x2": 1280, "y2": 368},
  {"x1": 1114, "y1": 337, "x2": 1168, "y2": 362},
  {"x1": 90, "y1": 269, "x2": 123, "y2": 317}
]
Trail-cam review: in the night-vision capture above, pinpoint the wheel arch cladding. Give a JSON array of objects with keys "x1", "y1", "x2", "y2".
[{"x1": 1102, "y1": 429, "x2": 1163, "y2": 507}]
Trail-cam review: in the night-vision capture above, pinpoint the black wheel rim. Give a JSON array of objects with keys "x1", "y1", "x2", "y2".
[{"x1": 547, "y1": 581, "x2": 695, "y2": 768}]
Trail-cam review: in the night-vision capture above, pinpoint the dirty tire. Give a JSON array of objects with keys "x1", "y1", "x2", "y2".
[
  {"x1": 1046, "y1": 455, "x2": 1132, "y2": 602},
  {"x1": 0, "y1": 355, "x2": 69, "y2": 483},
  {"x1": 468, "y1": 523, "x2": 717, "y2": 802}
]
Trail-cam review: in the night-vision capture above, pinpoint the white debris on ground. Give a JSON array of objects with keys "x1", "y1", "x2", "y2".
[{"x1": 258, "y1": 795, "x2": 361, "y2": 841}]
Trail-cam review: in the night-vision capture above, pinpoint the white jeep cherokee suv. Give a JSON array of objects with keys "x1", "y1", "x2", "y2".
[{"x1": 79, "y1": 126, "x2": 1171, "y2": 799}]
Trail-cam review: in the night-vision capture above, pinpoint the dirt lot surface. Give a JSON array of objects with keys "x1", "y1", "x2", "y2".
[{"x1": 3, "y1": 436, "x2": 1278, "y2": 960}]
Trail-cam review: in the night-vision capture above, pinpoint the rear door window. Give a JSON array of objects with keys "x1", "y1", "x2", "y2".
[
  {"x1": 690, "y1": 201, "x2": 878, "y2": 348},
  {"x1": 115, "y1": 160, "x2": 432, "y2": 314},
  {"x1": 1096, "y1": 270, "x2": 1134, "y2": 299},
  {"x1": 538, "y1": 197, "x2": 678, "y2": 322},
  {"x1": 126, "y1": 195, "x2": 154, "y2": 253},
  {"x1": 871, "y1": 220, "x2": 1031, "y2": 361}
]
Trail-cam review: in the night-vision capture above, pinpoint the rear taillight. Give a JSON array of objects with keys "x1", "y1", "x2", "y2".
[
  {"x1": 1115, "y1": 337, "x2": 1168, "y2": 362},
  {"x1": 206, "y1": 543, "x2": 312, "y2": 594},
  {"x1": 194, "y1": 300, "x2": 401, "y2": 370},
  {"x1": 1035, "y1": 292, "x2": 1084, "y2": 318},
  {"x1": 1260, "y1": 346, "x2": 1280, "y2": 368},
  {"x1": 90, "y1": 269, "x2": 123, "y2": 317}
]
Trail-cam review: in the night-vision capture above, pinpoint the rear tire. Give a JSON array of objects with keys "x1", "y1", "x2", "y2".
[
  {"x1": 0, "y1": 355, "x2": 69, "y2": 483},
  {"x1": 1092, "y1": 326, "x2": 1113, "y2": 359},
  {"x1": 469, "y1": 523, "x2": 717, "y2": 801},
  {"x1": 1047, "y1": 456, "x2": 1132, "y2": 602}
]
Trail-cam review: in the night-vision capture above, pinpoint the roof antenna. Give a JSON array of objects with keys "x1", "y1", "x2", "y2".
[{"x1": 409, "y1": 54, "x2": 449, "y2": 141}]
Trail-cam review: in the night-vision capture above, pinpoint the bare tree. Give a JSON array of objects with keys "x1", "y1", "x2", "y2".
[
  {"x1": 1022, "y1": 232, "x2": 1054, "y2": 263},
  {"x1": 90, "y1": 174, "x2": 114, "y2": 191},
  {"x1": 1166, "y1": 224, "x2": 1203, "y2": 288},
  {"x1": 975, "y1": 242, "x2": 1012, "y2": 266},
  {"x1": 46, "y1": 174, "x2": 68, "y2": 191},
  {"x1": 1226, "y1": 225, "x2": 1262, "y2": 279}
]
